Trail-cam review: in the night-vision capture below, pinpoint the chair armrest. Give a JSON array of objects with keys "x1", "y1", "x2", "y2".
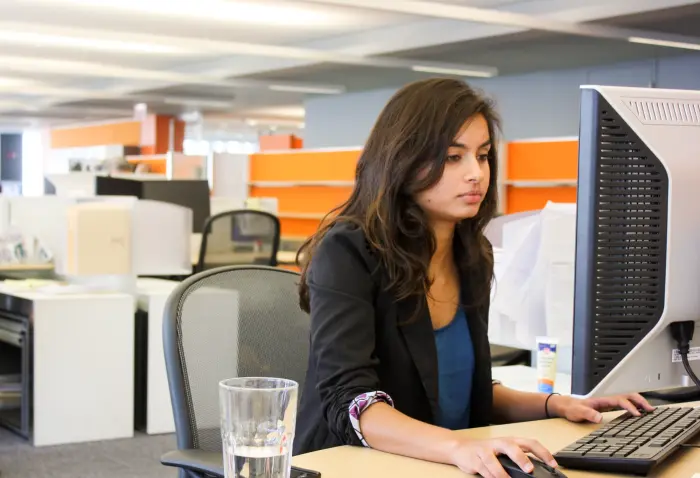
[{"x1": 161, "y1": 449, "x2": 224, "y2": 477}]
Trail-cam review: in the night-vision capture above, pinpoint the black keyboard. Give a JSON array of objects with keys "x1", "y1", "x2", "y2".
[{"x1": 554, "y1": 406, "x2": 700, "y2": 476}]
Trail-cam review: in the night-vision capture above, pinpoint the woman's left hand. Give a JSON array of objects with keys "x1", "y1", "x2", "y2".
[{"x1": 549, "y1": 393, "x2": 655, "y2": 423}]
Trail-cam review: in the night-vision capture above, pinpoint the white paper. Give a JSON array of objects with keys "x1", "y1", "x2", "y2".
[
  {"x1": 488, "y1": 202, "x2": 577, "y2": 351},
  {"x1": 545, "y1": 263, "x2": 575, "y2": 347}
]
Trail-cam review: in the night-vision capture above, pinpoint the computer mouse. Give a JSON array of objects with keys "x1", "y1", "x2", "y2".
[{"x1": 496, "y1": 455, "x2": 568, "y2": 478}]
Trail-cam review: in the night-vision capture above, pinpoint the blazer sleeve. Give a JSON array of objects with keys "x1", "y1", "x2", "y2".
[{"x1": 306, "y1": 228, "x2": 385, "y2": 446}]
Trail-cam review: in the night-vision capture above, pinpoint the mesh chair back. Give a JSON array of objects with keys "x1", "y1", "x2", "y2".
[
  {"x1": 163, "y1": 266, "x2": 309, "y2": 454},
  {"x1": 197, "y1": 210, "x2": 281, "y2": 271}
]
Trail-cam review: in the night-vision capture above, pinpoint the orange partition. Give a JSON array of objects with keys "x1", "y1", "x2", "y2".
[
  {"x1": 250, "y1": 149, "x2": 358, "y2": 182},
  {"x1": 51, "y1": 114, "x2": 184, "y2": 152},
  {"x1": 259, "y1": 134, "x2": 304, "y2": 151},
  {"x1": 249, "y1": 148, "x2": 361, "y2": 238},
  {"x1": 140, "y1": 115, "x2": 185, "y2": 155},
  {"x1": 51, "y1": 121, "x2": 142, "y2": 148},
  {"x1": 505, "y1": 187, "x2": 578, "y2": 213},
  {"x1": 126, "y1": 155, "x2": 167, "y2": 173},
  {"x1": 504, "y1": 138, "x2": 578, "y2": 214}
]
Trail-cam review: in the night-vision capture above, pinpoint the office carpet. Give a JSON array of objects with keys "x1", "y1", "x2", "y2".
[{"x1": 0, "y1": 427, "x2": 178, "y2": 477}]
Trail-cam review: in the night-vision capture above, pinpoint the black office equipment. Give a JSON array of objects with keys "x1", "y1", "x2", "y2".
[
  {"x1": 0, "y1": 133, "x2": 22, "y2": 182},
  {"x1": 95, "y1": 176, "x2": 211, "y2": 233},
  {"x1": 555, "y1": 406, "x2": 700, "y2": 475},
  {"x1": 496, "y1": 456, "x2": 567, "y2": 478}
]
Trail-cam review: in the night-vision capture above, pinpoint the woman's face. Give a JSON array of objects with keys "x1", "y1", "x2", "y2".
[{"x1": 414, "y1": 113, "x2": 492, "y2": 224}]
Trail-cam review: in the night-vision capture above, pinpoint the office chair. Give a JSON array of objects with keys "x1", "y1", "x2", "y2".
[
  {"x1": 161, "y1": 265, "x2": 309, "y2": 478},
  {"x1": 196, "y1": 210, "x2": 281, "y2": 273}
]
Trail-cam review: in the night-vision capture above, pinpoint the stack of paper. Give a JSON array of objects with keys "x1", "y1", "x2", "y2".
[{"x1": 489, "y1": 202, "x2": 577, "y2": 356}]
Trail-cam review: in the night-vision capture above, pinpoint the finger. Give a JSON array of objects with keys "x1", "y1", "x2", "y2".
[
  {"x1": 628, "y1": 393, "x2": 655, "y2": 411},
  {"x1": 617, "y1": 397, "x2": 641, "y2": 416},
  {"x1": 581, "y1": 406, "x2": 604, "y2": 423},
  {"x1": 476, "y1": 464, "x2": 496, "y2": 478},
  {"x1": 495, "y1": 441, "x2": 533, "y2": 474},
  {"x1": 480, "y1": 451, "x2": 510, "y2": 478},
  {"x1": 586, "y1": 397, "x2": 618, "y2": 412},
  {"x1": 516, "y1": 438, "x2": 558, "y2": 468}
]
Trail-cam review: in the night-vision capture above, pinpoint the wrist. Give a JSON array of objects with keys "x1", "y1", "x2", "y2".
[
  {"x1": 442, "y1": 431, "x2": 466, "y2": 465},
  {"x1": 546, "y1": 393, "x2": 567, "y2": 418}
]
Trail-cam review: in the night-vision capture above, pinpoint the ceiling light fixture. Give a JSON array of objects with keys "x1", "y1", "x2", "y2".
[
  {"x1": 411, "y1": 65, "x2": 496, "y2": 78},
  {"x1": 163, "y1": 97, "x2": 234, "y2": 109},
  {"x1": 30, "y1": 0, "x2": 333, "y2": 27},
  {"x1": 0, "y1": 31, "x2": 186, "y2": 54},
  {"x1": 0, "y1": 77, "x2": 36, "y2": 88},
  {"x1": 628, "y1": 37, "x2": 700, "y2": 51},
  {"x1": 268, "y1": 85, "x2": 344, "y2": 95}
]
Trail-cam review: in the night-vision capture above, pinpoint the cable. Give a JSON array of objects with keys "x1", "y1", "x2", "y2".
[
  {"x1": 682, "y1": 353, "x2": 700, "y2": 389},
  {"x1": 671, "y1": 321, "x2": 700, "y2": 389},
  {"x1": 642, "y1": 321, "x2": 700, "y2": 403}
]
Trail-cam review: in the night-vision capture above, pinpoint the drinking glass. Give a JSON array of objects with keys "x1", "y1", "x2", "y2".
[{"x1": 220, "y1": 377, "x2": 299, "y2": 478}]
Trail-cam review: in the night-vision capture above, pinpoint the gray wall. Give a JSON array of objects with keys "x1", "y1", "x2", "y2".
[{"x1": 304, "y1": 54, "x2": 700, "y2": 148}]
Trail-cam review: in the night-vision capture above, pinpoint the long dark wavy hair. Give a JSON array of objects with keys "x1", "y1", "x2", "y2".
[{"x1": 298, "y1": 78, "x2": 500, "y2": 315}]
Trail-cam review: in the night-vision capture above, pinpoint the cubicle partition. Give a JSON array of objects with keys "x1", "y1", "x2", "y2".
[
  {"x1": 95, "y1": 176, "x2": 210, "y2": 233},
  {"x1": 501, "y1": 137, "x2": 578, "y2": 214},
  {"x1": 248, "y1": 147, "x2": 360, "y2": 239}
]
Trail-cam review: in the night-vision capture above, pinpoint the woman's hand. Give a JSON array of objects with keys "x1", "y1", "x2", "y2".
[
  {"x1": 449, "y1": 436, "x2": 557, "y2": 478},
  {"x1": 549, "y1": 393, "x2": 655, "y2": 423}
]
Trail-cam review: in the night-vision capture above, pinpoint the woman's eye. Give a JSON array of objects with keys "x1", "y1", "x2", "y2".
[
  {"x1": 478, "y1": 153, "x2": 490, "y2": 162},
  {"x1": 447, "y1": 154, "x2": 462, "y2": 162}
]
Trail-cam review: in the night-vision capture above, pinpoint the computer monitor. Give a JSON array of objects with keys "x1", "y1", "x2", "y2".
[{"x1": 571, "y1": 85, "x2": 700, "y2": 397}]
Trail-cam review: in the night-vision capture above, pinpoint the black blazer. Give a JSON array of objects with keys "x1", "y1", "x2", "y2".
[{"x1": 293, "y1": 222, "x2": 494, "y2": 455}]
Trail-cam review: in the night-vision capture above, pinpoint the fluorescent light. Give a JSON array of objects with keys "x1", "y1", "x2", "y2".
[
  {"x1": 33, "y1": 0, "x2": 333, "y2": 27},
  {"x1": 0, "y1": 31, "x2": 185, "y2": 54},
  {"x1": 269, "y1": 85, "x2": 344, "y2": 95},
  {"x1": 411, "y1": 65, "x2": 496, "y2": 78},
  {"x1": 628, "y1": 37, "x2": 700, "y2": 51},
  {"x1": 0, "y1": 77, "x2": 35, "y2": 88},
  {"x1": 163, "y1": 97, "x2": 234, "y2": 109}
]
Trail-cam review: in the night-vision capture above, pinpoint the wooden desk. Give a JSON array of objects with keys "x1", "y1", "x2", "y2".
[{"x1": 293, "y1": 404, "x2": 700, "y2": 477}]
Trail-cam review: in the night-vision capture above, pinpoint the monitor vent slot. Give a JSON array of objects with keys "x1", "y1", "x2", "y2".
[
  {"x1": 624, "y1": 98, "x2": 700, "y2": 125},
  {"x1": 591, "y1": 101, "x2": 669, "y2": 380}
]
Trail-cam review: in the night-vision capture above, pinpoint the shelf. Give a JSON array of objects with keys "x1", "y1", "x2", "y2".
[
  {"x1": 277, "y1": 212, "x2": 328, "y2": 220},
  {"x1": 249, "y1": 180, "x2": 354, "y2": 188},
  {"x1": 502, "y1": 179, "x2": 577, "y2": 188}
]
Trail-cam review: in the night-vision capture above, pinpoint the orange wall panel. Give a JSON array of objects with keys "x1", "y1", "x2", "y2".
[
  {"x1": 279, "y1": 218, "x2": 322, "y2": 238},
  {"x1": 140, "y1": 115, "x2": 185, "y2": 155},
  {"x1": 249, "y1": 186, "x2": 352, "y2": 214},
  {"x1": 507, "y1": 140, "x2": 578, "y2": 180},
  {"x1": 259, "y1": 134, "x2": 304, "y2": 151},
  {"x1": 505, "y1": 186, "x2": 577, "y2": 214},
  {"x1": 250, "y1": 149, "x2": 360, "y2": 182},
  {"x1": 51, "y1": 121, "x2": 142, "y2": 148},
  {"x1": 126, "y1": 156, "x2": 167, "y2": 173}
]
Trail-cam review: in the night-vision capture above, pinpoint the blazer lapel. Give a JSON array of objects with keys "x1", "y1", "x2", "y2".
[{"x1": 397, "y1": 294, "x2": 440, "y2": 422}]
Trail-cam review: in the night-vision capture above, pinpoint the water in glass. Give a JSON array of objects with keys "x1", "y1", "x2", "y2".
[{"x1": 220, "y1": 377, "x2": 298, "y2": 478}]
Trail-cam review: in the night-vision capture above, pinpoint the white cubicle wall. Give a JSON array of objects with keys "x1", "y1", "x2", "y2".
[
  {"x1": 489, "y1": 202, "x2": 576, "y2": 373},
  {"x1": 0, "y1": 196, "x2": 192, "y2": 277}
]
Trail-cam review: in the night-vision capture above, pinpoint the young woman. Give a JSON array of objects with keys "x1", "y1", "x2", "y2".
[{"x1": 292, "y1": 78, "x2": 653, "y2": 478}]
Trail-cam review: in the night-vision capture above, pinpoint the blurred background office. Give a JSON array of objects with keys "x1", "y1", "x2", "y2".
[{"x1": 0, "y1": 0, "x2": 699, "y2": 477}]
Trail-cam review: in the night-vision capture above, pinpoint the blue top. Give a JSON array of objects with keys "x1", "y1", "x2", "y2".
[{"x1": 433, "y1": 307, "x2": 475, "y2": 430}]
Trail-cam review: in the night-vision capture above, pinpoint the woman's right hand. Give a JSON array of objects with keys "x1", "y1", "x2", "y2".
[{"x1": 449, "y1": 436, "x2": 558, "y2": 478}]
